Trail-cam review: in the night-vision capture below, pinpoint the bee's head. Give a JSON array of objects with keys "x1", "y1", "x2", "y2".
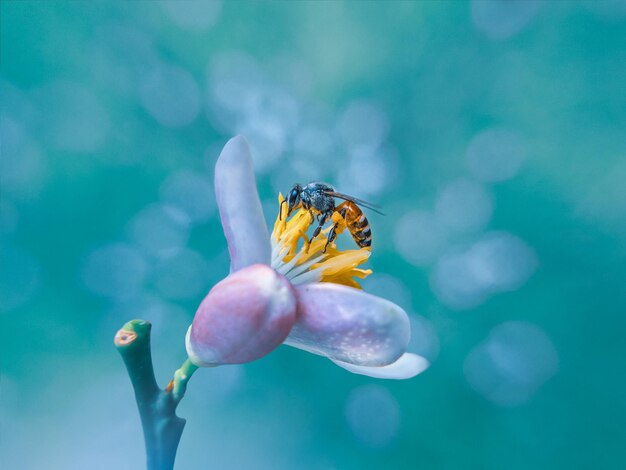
[{"x1": 287, "y1": 183, "x2": 303, "y2": 216}]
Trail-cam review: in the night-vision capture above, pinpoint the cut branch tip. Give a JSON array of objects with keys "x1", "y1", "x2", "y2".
[{"x1": 114, "y1": 329, "x2": 137, "y2": 346}]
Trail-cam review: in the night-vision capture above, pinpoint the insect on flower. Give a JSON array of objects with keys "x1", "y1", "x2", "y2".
[
  {"x1": 283, "y1": 182, "x2": 384, "y2": 252},
  {"x1": 186, "y1": 135, "x2": 429, "y2": 380}
]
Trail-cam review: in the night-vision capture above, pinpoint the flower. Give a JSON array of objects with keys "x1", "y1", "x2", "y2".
[{"x1": 186, "y1": 136, "x2": 429, "y2": 379}]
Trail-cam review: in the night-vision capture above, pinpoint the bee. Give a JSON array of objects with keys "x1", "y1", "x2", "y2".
[
  {"x1": 327, "y1": 200, "x2": 373, "y2": 250},
  {"x1": 283, "y1": 182, "x2": 383, "y2": 251}
]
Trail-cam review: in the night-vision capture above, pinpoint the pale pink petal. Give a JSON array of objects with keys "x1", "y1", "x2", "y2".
[
  {"x1": 331, "y1": 353, "x2": 429, "y2": 380},
  {"x1": 215, "y1": 135, "x2": 270, "y2": 272},
  {"x1": 284, "y1": 283, "x2": 410, "y2": 367},
  {"x1": 186, "y1": 264, "x2": 296, "y2": 366}
]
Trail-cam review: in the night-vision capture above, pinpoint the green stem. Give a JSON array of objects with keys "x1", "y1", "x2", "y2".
[
  {"x1": 114, "y1": 320, "x2": 198, "y2": 470},
  {"x1": 170, "y1": 358, "x2": 199, "y2": 404}
]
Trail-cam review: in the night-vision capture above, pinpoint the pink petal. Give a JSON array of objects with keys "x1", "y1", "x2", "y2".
[
  {"x1": 285, "y1": 283, "x2": 410, "y2": 367},
  {"x1": 332, "y1": 353, "x2": 430, "y2": 380},
  {"x1": 186, "y1": 264, "x2": 296, "y2": 366},
  {"x1": 215, "y1": 135, "x2": 270, "y2": 272}
]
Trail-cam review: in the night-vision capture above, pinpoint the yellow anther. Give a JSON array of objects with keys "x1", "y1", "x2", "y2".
[{"x1": 271, "y1": 193, "x2": 372, "y2": 288}]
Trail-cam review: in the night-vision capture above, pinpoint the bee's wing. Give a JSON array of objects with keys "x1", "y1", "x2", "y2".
[{"x1": 324, "y1": 191, "x2": 386, "y2": 216}]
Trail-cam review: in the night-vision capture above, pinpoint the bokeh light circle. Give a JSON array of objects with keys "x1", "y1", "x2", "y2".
[
  {"x1": 0, "y1": 115, "x2": 45, "y2": 198},
  {"x1": 466, "y1": 127, "x2": 527, "y2": 182},
  {"x1": 35, "y1": 80, "x2": 110, "y2": 152},
  {"x1": 431, "y1": 232, "x2": 537, "y2": 309},
  {"x1": 471, "y1": 0, "x2": 544, "y2": 40},
  {"x1": 159, "y1": 0, "x2": 223, "y2": 32},
  {"x1": 152, "y1": 248, "x2": 211, "y2": 300},
  {"x1": 337, "y1": 145, "x2": 399, "y2": 198},
  {"x1": 81, "y1": 243, "x2": 148, "y2": 300},
  {"x1": 337, "y1": 100, "x2": 389, "y2": 149},
  {"x1": 430, "y1": 249, "x2": 490, "y2": 310},
  {"x1": 464, "y1": 321, "x2": 559, "y2": 406},
  {"x1": 139, "y1": 63, "x2": 201, "y2": 128},
  {"x1": 435, "y1": 178, "x2": 494, "y2": 233},
  {"x1": 129, "y1": 204, "x2": 191, "y2": 259},
  {"x1": 159, "y1": 170, "x2": 215, "y2": 223},
  {"x1": 361, "y1": 273, "x2": 413, "y2": 310},
  {"x1": 467, "y1": 231, "x2": 538, "y2": 293},
  {"x1": 394, "y1": 210, "x2": 449, "y2": 266},
  {"x1": 408, "y1": 313, "x2": 440, "y2": 362},
  {"x1": 345, "y1": 384, "x2": 401, "y2": 448}
]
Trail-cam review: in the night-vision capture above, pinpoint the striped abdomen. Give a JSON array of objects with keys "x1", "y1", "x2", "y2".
[{"x1": 337, "y1": 201, "x2": 372, "y2": 249}]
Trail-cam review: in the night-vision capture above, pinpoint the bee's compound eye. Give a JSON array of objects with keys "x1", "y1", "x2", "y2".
[{"x1": 289, "y1": 189, "x2": 298, "y2": 203}]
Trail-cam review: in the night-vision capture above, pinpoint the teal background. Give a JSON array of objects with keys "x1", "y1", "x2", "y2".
[{"x1": 2, "y1": 1, "x2": 626, "y2": 469}]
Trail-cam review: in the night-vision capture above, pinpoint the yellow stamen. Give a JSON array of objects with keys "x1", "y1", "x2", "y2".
[{"x1": 271, "y1": 193, "x2": 373, "y2": 288}]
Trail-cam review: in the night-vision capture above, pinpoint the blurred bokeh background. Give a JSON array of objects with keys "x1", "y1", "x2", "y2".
[{"x1": 2, "y1": 1, "x2": 626, "y2": 468}]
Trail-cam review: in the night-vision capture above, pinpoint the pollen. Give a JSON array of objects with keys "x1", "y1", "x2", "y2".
[{"x1": 271, "y1": 193, "x2": 372, "y2": 288}]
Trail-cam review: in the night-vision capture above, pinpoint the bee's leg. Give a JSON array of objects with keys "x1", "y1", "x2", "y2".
[
  {"x1": 309, "y1": 212, "x2": 329, "y2": 243},
  {"x1": 323, "y1": 225, "x2": 338, "y2": 253},
  {"x1": 323, "y1": 207, "x2": 347, "y2": 253}
]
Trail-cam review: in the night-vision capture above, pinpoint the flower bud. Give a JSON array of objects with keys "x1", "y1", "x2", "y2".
[{"x1": 186, "y1": 264, "x2": 296, "y2": 366}]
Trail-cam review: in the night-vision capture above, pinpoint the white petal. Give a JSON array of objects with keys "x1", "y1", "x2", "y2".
[
  {"x1": 215, "y1": 135, "x2": 270, "y2": 272},
  {"x1": 285, "y1": 283, "x2": 410, "y2": 366},
  {"x1": 332, "y1": 353, "x2": 429, "y2": 380}
]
